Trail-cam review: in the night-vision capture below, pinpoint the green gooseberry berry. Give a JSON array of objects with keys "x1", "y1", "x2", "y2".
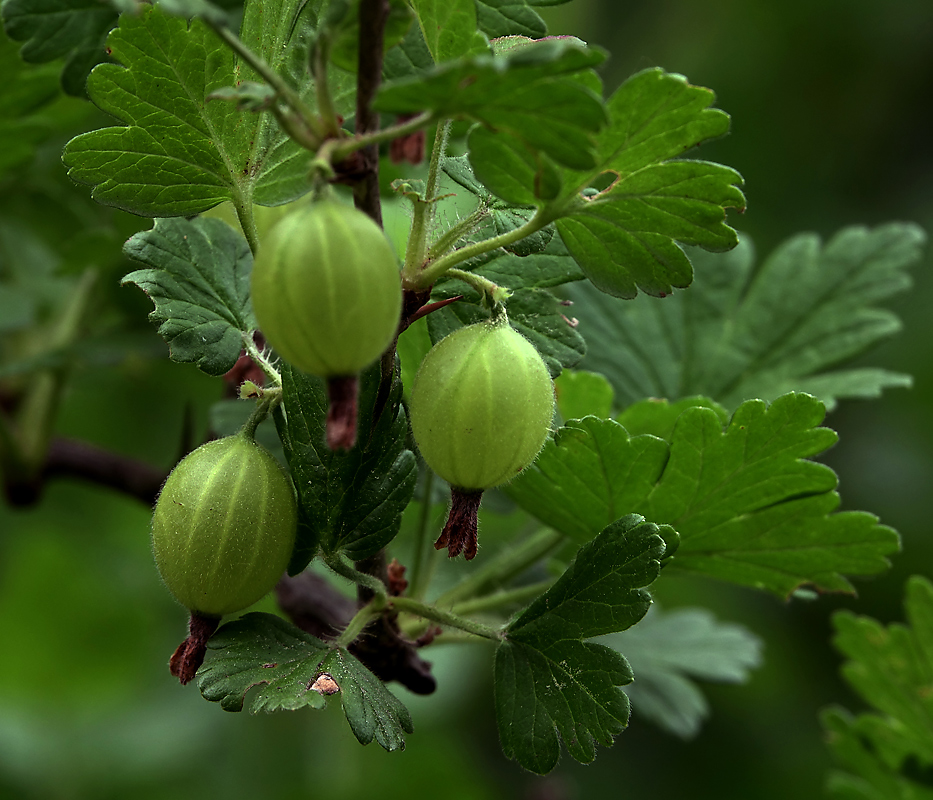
[
  {"x1": 152, "y1": 433, "x2": 297, "y2": 619},
  {"x1": 409, "y1": 318, "x2": 555, "y2": 559},
  {"x1": 250, "y1": 199, "x2": 402, "y2": 380}
]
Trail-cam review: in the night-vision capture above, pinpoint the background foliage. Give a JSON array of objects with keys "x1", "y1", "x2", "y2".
[{"x1": 0, "y1": 0, "x2": 931, "y2": 798}]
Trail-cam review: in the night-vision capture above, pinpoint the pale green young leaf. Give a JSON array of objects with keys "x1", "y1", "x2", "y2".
[
  {"x1": 506, "y1": 392, "x2": 900, "y2": 596},
  {"x1": 554, "y1": 370, "x2": 614, "y2": 421},
  {"x1": 569, "y1": 224, "x2": 925, "y2": 411},
  {"x1": 198, "y1": 612, "x2": 414, "y2": 751},
  {"x1": 822, "y1": 576, "x2": 933, "y2": 798},
  {"x1": 495, "y1": 514, "x2": 672, "y2": 774},
  {"x1": 61, "y1": 0, "x2": 333, "y2": 217},
  {"x1": 121, "y1": 217, "x2": 255, "y2": 375},
  {"x1": 1, "y1": 0, "x2": 119, "y2": 95},
  {"x1": 605, "y1": 606, "x2": 762, "y2": 739},
  {"x1": 375, "y1": 39, "x2": 607, "y2": 170}
]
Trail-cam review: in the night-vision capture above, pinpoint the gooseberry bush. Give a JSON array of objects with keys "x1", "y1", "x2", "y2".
[{"x1": 1, "y1": 0, "x2": 931, "y2": 789}]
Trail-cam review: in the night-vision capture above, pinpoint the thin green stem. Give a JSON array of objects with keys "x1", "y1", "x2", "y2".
[
  {"x1": 435, "y1": 527, "x2": 565, "y2": 607},
  {"x1": 206, "y1": 20, "x2": 323, "y2": 141},
  {"x1": 391, "y1": 596, "x2": 502, "y2": 641},
  {"x1": 329, "y1": 112, "x2": 436, "y2": 165},
  {"x1": 231, "y1": 193, "x2": 260, "y2": 257},
  {"x1": 446, "y1": 268, "x2": 511, "y2": 305},
  {"x1": 450, "y1": 580, "x2": 554, "y2": 617},
  {"x1": 240, "y1": 388, "x2": 282, "y2": 440},
  {"x1": 242, "y1": 332, "x2": 282, "y2": 386},
  {"x1": 415, "y1": 207, "x2": 551, "y2": 289},
  {"x1": 325, "y1": 555, "x2": 389, "y2": 608},
  {"x1": 335, "y1": 600, "x2": 382, "y2": 648},
  {"x1": 401, "y1": 119, "x2": 452, "y2": 284},
  {"x1": 15, "y1": 269, "x2": 97, "y2": 474},
  {"x1": 311, "y1": 36, "x2": 341, "y2": 138},
  {"x1": 407, "y1": 470, "x2": 438, "y2": 601}
]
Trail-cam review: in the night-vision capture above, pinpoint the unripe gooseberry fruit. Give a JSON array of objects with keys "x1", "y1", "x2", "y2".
[
  {"x1": 250, "y1": 199, "x2": 401, "y2": 378},
  {"x1": 152, "y1": 434, "x2": 297, "y2": 619},
  {"x1": 250, "y1": 199, "x2": 402, "y2": 450},
  {"x1": 409, "y1": 318, "x2": 555, "y2": 559}
]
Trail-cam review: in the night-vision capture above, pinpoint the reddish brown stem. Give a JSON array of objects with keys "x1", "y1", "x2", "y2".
[
  {"x1": 434, "y1": 488, "x2": 484, "y2": 560},
  {"x1": 326, "y1": 375, "x2": 359, "y2": 450},
  {"x1": 169, "y1": 612, "x2": 221, "y2": 685}
]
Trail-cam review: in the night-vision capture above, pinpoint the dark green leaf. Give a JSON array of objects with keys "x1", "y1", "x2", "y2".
[
  {"x1": 569, "y1": 224, "x2": 925, "y2": 411},
  {"x1": 475, "y1": 0, "x2": 552, "y2": 39},
  {"x1": 556, "y1": 159, "x2": 745, "y2": 298},
  {"x1": 605, "y1": 606, "x2": 762, "y2": 739},
  {"x1": 410, "y1": 0, "x2": 478, "y2": 63},
  {"x1": 383, "y1": 16, "x2": 434, "y2": 80},
  {"x1": 61, "y1": 1, "x2": 332, "y2": 216},
  {"x1": 198, "y1": 612, "x2": 414, "y2": 751},
  {"x1": 822, "y1": 576, "x2": 933, "y2": 798},
  {"x1": 375, "y1": 39, "x2": 607, "y2": 170},
  {"x1": 122, "y1": 217, "x2": 254, "y2": 375},
  {"x1": 468, "y1": 124, "x2": 563, "y2": 205},
  {"x1": 495, "y1": 514, "x2": 671, "y2": 774},
  {"x1": 507, "y1": 392, "x2": 900, "y2": 596},
  {"x1": 1, "y1": 0, "x2": 119, "y2": 96},
  {"x1": 327, "y1": 0, "x2": 414, "y2": 73},
  {"x1": 276, "y1": 361, "x2": 417, "y2": 565}
]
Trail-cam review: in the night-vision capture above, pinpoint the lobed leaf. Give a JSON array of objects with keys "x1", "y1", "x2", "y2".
[
  {"x1": 568, "y1": 223, "x2": 925, "y2": 410},
  {"x1": 506, "y1": 392, "x2": 900, "y2": 596},
  {"x1": 375, "y1": 38, "x2": 607, "y2": 170},
  {"x1": 606, "y1": 606, "x2": 762, "y2": 739},
  {"x1": 61, "y1": 0, "x2": 339, "y2": 217},
  {"x1": 1, "y1": 0, "x2": 119, "y2": 95},
  {"x1": 822, "y1": 576, "x2": 933, "y2": 798},
  {"x1": 122, "y1": 216, "x2": 255, "y2": 375},
  {"x1": 198, "y1": 612, "x2": 414, "y2": 751},
  {"x1": 495, "y1": 514, "x2": 673, "y2": 774},
  {"x1": 276, "y1": 360, "x2": 418, "y2": 566}
]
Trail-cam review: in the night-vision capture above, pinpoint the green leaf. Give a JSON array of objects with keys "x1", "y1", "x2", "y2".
[
  {"x1": 61, "y1": 1, "x2": 330, "y2": 217},
  {"x1": 375, "y1": 39, "x2": 607, "y2": 170},
  {"x1": 410, "y1": 0, "x2": 478, "y2": 63},
  {"x1": 616, "y1": 396, "x2": 728, "y2": 440},
  {"x1": 383, "y1": 16, "x2": 434, "y2": 80},
  {"x1": 568, "y1": 224, "x2": 925, "y2": 410},
  {"x1": 0, "y1": 28, "x2": 64, "y2": 179},
  {"x1": 1, "y1": 0, "x2": 119, "y2": 95},
  {"x1": 605, "y1": 606, "x2": 762, "y2": 739},
  {"x1": 495, "y1": 514, "x2": 672, "y2": 774},
  {"x1": 506, "y1": 392, "x2": 900, "y2": 596},
  {"x1": 121, "y1": 217, "x2": 255, "y2": 376},
  {"x1": 554, "y1": 369, "x2": 614, "y2": 420},
  {"x1": 556, "y1": 158, "x2": 745, "y2": 298},
  {"x1": 198, "y1": 612, "x2": 414, "y2": 751},
  {"x1": 475, "y1": 0, "x2": 558, "y2": 39},
  {"x1": 276, "y1": 360, "x2": 418, "y2": 566},
  {"x1": 822, "y1": 576, "x2": 933, "y2": 798}
]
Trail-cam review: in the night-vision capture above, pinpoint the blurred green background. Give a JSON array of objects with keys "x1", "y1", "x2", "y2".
[{"x1": 1, "y1": 1, "x2": 931, "y2": 798}]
